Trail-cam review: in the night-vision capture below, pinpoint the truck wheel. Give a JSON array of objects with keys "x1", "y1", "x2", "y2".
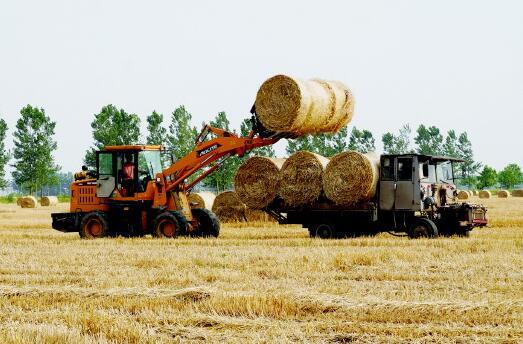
[
  {"x1": 80, "y1": 212, "x2": 109, "y2": 239},
  {"x1": 408, "y1": 218, "x2": 438, "y2": 239},
  {"x1": 315, "y1": 224, "x2": 334, "y2": 239},
  {"x1": 152, "y1": 212, "x2": 182, "y2": 238},
  {"x1": 192, "y1": 208, "x2": 220, "y2": 238}
]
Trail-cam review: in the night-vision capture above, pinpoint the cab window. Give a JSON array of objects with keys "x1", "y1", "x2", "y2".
[
  {"x1": 381, "y1": 157, "x2": 394, "y2": 181},
  {"x1": 397, "y1": 158, "x2": 412, "y2": 181},
  {"x1": 98, "y1": 152, "x2": 114, "y2": 176}
]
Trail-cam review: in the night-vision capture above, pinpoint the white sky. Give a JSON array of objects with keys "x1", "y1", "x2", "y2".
[{"x1": 1, "y1": 0, "x2": 522, "y2": 173}]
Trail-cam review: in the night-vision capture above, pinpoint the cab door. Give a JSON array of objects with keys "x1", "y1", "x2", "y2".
[
  {"x1": 96, "y1": 152, "x2": 116, "y2": 198},
  {"x1": 379, "y1": 156, "x2": 395, "y2": 210},
  {"x1": 394, "y1": 156, "x2": 416, "y2": 209}
]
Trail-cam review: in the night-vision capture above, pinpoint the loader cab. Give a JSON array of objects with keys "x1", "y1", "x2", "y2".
[
  {"x1": 379, "y1": 154, "x2": 462, "y2": 211},
  {"x1": 96, "y1": 145, "x2": 163, "y2": 198}
]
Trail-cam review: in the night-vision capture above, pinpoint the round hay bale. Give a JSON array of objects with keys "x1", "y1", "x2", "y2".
[
  {"x1": 41, "y1": 196, "x2": 58, "y2": 206},
  {"x1": 254, "y1": 75, "x2": 354, "y2": 135},
  {"x1": 497, "y1": 190, "x2": 510, "y2": 198},
  {"x1": 279, "y1": 152, "x2": 329, "y2": 206},
  {"x1": 467, "y1": 190, "x2": 473, "y2": 196},
  {"x1": 472, "y1": 190, "x2": 478, "y2": 196},
  {"x1": 457, "y1": 190, "x2": 469, "y2": 200},
  {"x1": 188, "y1": 192, "x2": 216, "y2": 210},
  {"x1": 20, "y1": 196, "x2": 37, "y2": 208},
  {"x1": 234, "y1": 157, "x2": 286, "y2": 209},
  {"x1": 512, "y1": 189, "x2": 523, "y2": 197},
  {"x1": 323, "y1": 151, "x2": 379, "y2": 205},
  {"x1": 212, "y1": 191, "x2": 247, "y2": 223},
  {"x1": 478, "y1": 190, "x2": 491, "y2": 199},
  {"x1": 16, "y1": 197, "x2": 22, "y2": 206}
]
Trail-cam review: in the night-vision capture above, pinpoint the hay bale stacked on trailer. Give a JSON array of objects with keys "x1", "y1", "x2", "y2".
[
  {"x1": 255, "y1": 75, "x2": 354, "y2": 135},
  {"x1": 41, "y1": 196, "x2": 58, "y2": 206},
  {"x1": 479, "y1": 190, "x2": 491, "y2": 199},
  {"x1": 323, "y1": 151, "x2": 379, "y2": 205},
  {"x1": 188, "y1": 192, "x2": 216, "y2": 210},
  {"x1": 234, "y1": 157, "x2": 286, "y2": 209},
  {"x1": 279, "y1": 152, "x2": 329, "y2": 206}
]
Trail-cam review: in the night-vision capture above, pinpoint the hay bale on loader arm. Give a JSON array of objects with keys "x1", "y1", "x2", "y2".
[{"x1": 254, "y1": 75, "x2": 354, "y2": 135}]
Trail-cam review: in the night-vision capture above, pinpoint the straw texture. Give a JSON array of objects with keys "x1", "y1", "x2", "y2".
[
  {"x1": 279, "y1": 152, "x2": 329, "y2": 206},
  {"x1": 40, "y1": 196, "x2": 58, "y2": 206},
  {"x1": 254, "y1": 75, "x2": 354, "y2": 135},
  {"x1": 323, "y1": 151, "x2": 379, "y2": 205},
  {"x1": 188, "y1": 192, "x2": 216, "y2": 210},
  {"x1": 234, "y1": 157, "x2": 286, "y2": 209}
]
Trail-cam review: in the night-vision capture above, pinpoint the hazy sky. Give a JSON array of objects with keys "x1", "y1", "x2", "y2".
[{"x1": 1, "y1": 0, "x2": 522, "y2": 173}]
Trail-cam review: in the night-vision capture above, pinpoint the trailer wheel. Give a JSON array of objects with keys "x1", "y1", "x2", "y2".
[
  {"x1": 80, "y1": 212, "x2": 109, "y2": 239},
  {"x1": 152, "y1": 212, "x2": 182, "y2": 238},
  {"x1": 408, "y1": 218, "x2": 438, "y2": 239},
  {"x1": 315, "y1": 224, "x2": 334, "y2": 239},
  {"x1": 192, "y1": 208, "x2": 220, "y2": 238}
]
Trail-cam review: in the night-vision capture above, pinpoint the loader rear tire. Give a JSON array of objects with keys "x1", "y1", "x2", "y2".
[
  {"x1": 192, "y1": 208, "x2": 220, "y2": 238},
  {"x1": 408, "y1": 218, "x2": 438, "y2": 239},
  {"x1": 80, "y1": 212, "x2": 109, "y2": 239},
  {"x1": 152, "y1": 212, "x2": 182, "y2": 238}
]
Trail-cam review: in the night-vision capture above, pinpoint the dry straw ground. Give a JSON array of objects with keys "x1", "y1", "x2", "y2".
[{"x1": 0, "y1": 197, "x2": 521, "y2": 343}]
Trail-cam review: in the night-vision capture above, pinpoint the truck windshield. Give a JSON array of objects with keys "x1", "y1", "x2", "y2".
[
  {"x1": 436, "y1": 161, "x2": 454, "y2": 183},
  {"x1": 138, "y1": 151, "x2": 163, "y2": 177}
]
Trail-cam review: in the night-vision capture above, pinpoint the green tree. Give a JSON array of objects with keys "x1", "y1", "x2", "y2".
[
  {"x1": 146, "y1": 111, "x2": 167, "y2": 146},
  {"x1": 84, "y1": 105, "x2": 141, "y2": 168},
  {"x1": 348, "y1": 127, "x2": 375, "y2": 153},
  {"x1": 203, "y1": 111, "x2": 239, "y2": 191},
  {"x1": 443, "y1": 129, "x2": 459, "y2": 157},
  {"x1": 476, "y1": 166, "x2": 497, "y2": 190},
  {"x1": 240, "y1": 118, "x2": 275, "y2": 158},
  {"x1": 12, "y1": 105, "x2": 60, "y2": 195},
  {"x1": 285, "y1": 126, "x2": 351, "y2": 157},
  {"x1": 456, "y1": 132, "x2": 481, "y2": 178},
  {"x1": 166, "y1": 106, "x2": 197, "y2": 160},
  {"x1": 382, "y1": 124, "x2": 412, "y2": 154},
  {"x1": 0, "y1": 118, "x2": 9, "y2": 189},
  {"x1": 498, "y1": 164, "x2": 523, "y2": 189},
  {"x1": 414, "y1": 125, "x2": 443, "y2": 155}
]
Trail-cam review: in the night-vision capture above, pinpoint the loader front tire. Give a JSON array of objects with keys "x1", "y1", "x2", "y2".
[
  {"x1": 80, "y1": 212, "x2": 109, "y2": 239},
  {"x1": 192, "y1": 208, "x2": 220, "y2": 238},
  {"x1": 152, "y1": 212, "x2": 182, "y2": 238}
]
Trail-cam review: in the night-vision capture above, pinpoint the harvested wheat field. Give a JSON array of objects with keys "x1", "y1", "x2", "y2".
[{"x1": 0, "y1": 198, "x2": 522, "y2": 343}]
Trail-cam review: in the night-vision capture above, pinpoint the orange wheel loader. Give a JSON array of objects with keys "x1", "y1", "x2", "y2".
[{"x1": 51, "y1": 115, "x2": 287, "y2": 239}]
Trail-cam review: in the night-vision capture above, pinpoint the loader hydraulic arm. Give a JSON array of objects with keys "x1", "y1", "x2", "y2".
[{"x1": 161, "y1": 124, "x2": 279, "y2": 192}]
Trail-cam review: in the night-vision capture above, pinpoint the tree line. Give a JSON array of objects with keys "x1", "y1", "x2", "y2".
[{"x1": 0, "y1": 104, "x2": 521, "y2": 195}]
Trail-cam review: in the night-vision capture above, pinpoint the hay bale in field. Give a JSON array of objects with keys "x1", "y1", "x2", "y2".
[
  {"x1": 212, "y1": 191, "x2": 247, "y2": 222},
  {"x1": 40, "y1": 196, "x2": 58, "y2": 206},
  {"x1": 20, "y1": 196, "x2": 37, "y2": 208},
  {"x1": 234, "y1": 157, "x2": 286, "y2": 209},
  {"x1": 279, "y1": 152, "x2": 329, "y2": 206},
  {"x1": 254, "y1": 75, "x2": 354, "y2": 135},
  {"x1": 497, "y1": 190, "x2": 510, "y2": 198},
  {"x1": 457, "y1": 190, "x2": 469, "y2": 200},
  {"x1": 512, "y1": 189, "x2": 523, "y2": 197},
  {"x1": 323, "y1": 151, "x2": 379, "y2": 205},
  {"x1": 188, "y1": 192, "x2": 216, "y2": 210},
  {"x1": 467, "y1": 190, "x2": 473, "y2": 196},
  {"x1": 16, "y1": 197, "x2": 22, "y2": 206},
  {"x1": 478, "y1": 190, "x2": 491, "y2": 199},
  {"x1": 472, "y1": 190, "x2": 478, "y2": 196}
]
